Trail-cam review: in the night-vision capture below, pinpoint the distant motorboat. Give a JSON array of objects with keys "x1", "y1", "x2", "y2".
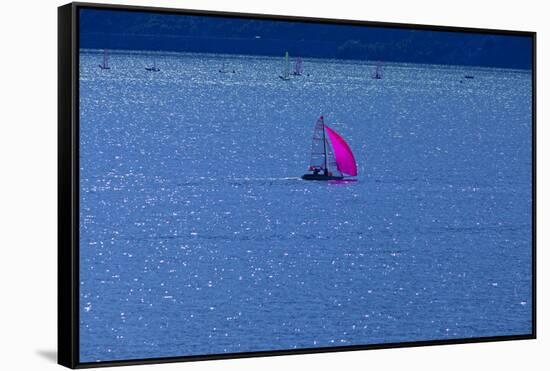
[
  {"x1": 292, "y1": 56, "x2": 303, "y2": 76},
  {"x1": 302, "y1": 116, "x2": 358, "y2": 181},
  {"x1": 464, "y1": 74, "x2": 474, "y2": 79},
  {"x1": 279, "y1": 51, "x2": 291, "y2": 80},
  {"x1": 98, "y1": 49, "x2": 110, "y2": 70}
]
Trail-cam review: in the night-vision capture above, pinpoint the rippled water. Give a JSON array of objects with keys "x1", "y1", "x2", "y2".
[{"x1": 79, "y1": 50, "x2": 532, "y2": 362}]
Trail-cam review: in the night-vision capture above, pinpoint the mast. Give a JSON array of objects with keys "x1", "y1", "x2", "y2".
[
  {"x1": 322, "y1": 117, "x2": 328, "y2": 171},
  {"x1": 284, "y1": 51, "x2": 289, "y2": 78}
]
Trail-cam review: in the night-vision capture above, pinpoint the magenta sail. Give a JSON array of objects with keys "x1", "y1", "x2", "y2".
[
  {"x1": 324, "y1": 125, "x2": 358, "y2": 176},
  {"x1": 302, "y1": 116, "x2": 357, "y2": 181}
]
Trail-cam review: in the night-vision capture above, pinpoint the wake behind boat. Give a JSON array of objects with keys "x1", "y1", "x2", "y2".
[{"x1": 302, "y1": 116, "x2": 358, "y2": 181}]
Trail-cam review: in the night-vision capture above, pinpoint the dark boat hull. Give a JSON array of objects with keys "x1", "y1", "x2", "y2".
[{"x1": 301, "y1": 174, "x2": 344, "y2": 181}]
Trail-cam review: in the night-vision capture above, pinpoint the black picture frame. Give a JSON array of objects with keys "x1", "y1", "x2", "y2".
[{"x1": 58, "y1": 2, "x2": 537, "y2": 368}]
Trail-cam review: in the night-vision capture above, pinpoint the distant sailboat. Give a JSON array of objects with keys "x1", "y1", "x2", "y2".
[
  {"x1": 218, "y1": 61, "x2": 235, "y2": 74},
  {"x1": 372, "y1": 63, "x2": 383, "y2": 79},
  {"x1": 98, "y1": 49, "x2": 110, "y2": 70},
  {"x1": 302, "y1": 116, "x2": 358, "y2": 181},
  {"x1": 292, "y1": 56, "x2": 303, "y2": 76},
  {"x1": 279, "y1": 51, "x2": 290, "y2": 80},
  {"x1": 145, "y1": 57, "x2": 160, "y2": 72}
]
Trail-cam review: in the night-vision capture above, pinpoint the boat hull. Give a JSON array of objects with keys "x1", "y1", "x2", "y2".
[{"x1": 301, "y1": 174, "x2": 344, "y2": 181}]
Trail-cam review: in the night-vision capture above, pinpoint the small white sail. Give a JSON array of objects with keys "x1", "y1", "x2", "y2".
[{"x1": 279, "y1": 51, "x2": 290, "y2": 80}]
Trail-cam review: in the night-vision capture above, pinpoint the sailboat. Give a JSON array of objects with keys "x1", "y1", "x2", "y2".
[
  {"x1": 302, "y1": 116, "x2": 358, "y2": 181},
  {"x1": 98, "y1": 49, "x2": 110, "y2": 70},
  {"x1": 279, "y1": 51, "x2": 290, "y2": 80},
  {"x1": 218, "y1": 61, "x2": 235, "y2": 74},
  {"x1": 292, "y1": 57, "x2": 303, "y2": 76},
  {"x1": 372, "y1": 63, "x2": 383, "y2": 79},
  {"x1": 145, "y1": 57, "x2": 160, "y2": 72}
]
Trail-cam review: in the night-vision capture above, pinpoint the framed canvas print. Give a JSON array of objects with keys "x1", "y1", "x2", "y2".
[{"x1": 58, "y1": 2, "x2": 536, "y2": 368}]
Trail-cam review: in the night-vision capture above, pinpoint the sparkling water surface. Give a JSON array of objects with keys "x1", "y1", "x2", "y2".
[{"x1": 79, "y1": 50, "x2": 532, "y2": 362}]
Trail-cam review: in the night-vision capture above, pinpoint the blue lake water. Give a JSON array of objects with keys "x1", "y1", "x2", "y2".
[{"x1": 79, "y1": 50, "x2": 532, "y2": 362}]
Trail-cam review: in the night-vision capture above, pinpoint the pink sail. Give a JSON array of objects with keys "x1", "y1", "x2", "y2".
[{"x1": 324, "y1": 125, "x2": 357, "y2": 176}]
